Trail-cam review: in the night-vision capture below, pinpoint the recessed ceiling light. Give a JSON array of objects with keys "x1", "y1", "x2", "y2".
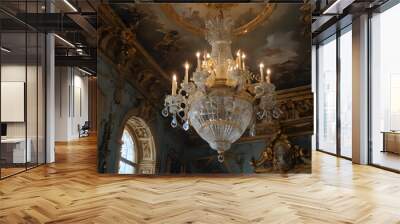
[
  {"x1": 78, "y1": 67, "x2": 93, "y2": 76},
  {"x1": 322, "y1": 0, "x2": 355, "y2": 15},
  {"x1": 63, "y1": 0, "x2": 78, "y2": 12},
  {"x1": 54, "y1": 34, "x2": 75, "y2": 48},
  {"x1": 1, "y1": 47, "x2": 11, "y2": 53}
]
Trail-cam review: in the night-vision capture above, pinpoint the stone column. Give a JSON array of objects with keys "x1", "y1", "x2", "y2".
[{"x1": 352, "y1": 14, "x2": 369, "y2": 164}]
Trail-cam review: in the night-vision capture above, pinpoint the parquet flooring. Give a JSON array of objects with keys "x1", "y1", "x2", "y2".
[
  {"x1": 1, "y1": 135, "x2": 400, "y2": 223},
  {"x1": 0, "y1": 167, "x2": 26, "y2": 178}
]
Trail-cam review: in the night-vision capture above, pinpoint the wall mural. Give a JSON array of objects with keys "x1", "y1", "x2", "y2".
[{"x1": 97, "y1": 3, "x2": 312, "y2": 174}]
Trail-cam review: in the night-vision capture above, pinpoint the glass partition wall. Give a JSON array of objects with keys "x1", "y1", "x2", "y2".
[
  {"x1": 317, "y1": 35, "x2": 337, "y2": 155},
  {"x1": 370, "y1": 2, "x2": 400, "y2": 171},
  {"x1": 316, "y1": 26, "x2": 353, "y2": 159},
  {"x1": 339, "y1": 27, "x2": 352, "y2": 159},
  {"x1": 0, "y1": 1, "x2": 46, "y2": 179}
]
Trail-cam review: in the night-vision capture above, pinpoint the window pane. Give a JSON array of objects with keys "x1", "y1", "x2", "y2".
[
  {"x1": 318, "y1": 37, "x2": 337, "y2": 154},
  {"x1": 27, "y1": 31, "x2": 38, "y2": 169},
  {"x1": 371, "y1": 3, "x2": 400, "y2": 171},
  {"x1": 119, "y1": 129, "x2": 136, "y2": 174},
  {"x1": 340, "y1": 28, "x2": 352, "y2": 158},
  {"x1": 37, "y1": 32, "x2": 45, "y2": 165},
  {"x1": 119, "y1": 161, "x2": 135, "y2": 174},
  {"x1": 121, "y1": 129, "x2": 135, "y2": 161}
]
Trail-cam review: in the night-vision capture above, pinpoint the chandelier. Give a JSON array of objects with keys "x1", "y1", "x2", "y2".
[{"x1": 162, "y1": 12, "x2": 281, "y2": 162}]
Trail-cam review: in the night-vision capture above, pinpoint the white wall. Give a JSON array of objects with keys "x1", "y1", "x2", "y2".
[
  {"x1": 1, "y1": 63, "x2": 46, "y2": 164},
  {"x1": 1, "y1": 65, "x2": 41, "y2": 137},
  {"x1": 1, "y1": 65, "x2": 27, "y2": 139},
  {"x1": 55, "y1": 67, "x2": 89, "y2": 141}
]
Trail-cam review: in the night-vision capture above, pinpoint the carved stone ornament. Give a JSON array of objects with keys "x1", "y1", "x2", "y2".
[{"x1": 251, "y1": 131, "x2": 310, "y2": 173}]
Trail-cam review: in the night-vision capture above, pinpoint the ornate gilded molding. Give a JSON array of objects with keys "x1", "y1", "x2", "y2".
[
  {"x1": 98, "y1": 4, "x2": 171, "y2": 82},
  {"x1": 98, "y1": 4, "x2": 174, "y2": 108},
  {"x1": 123, "y1": 116, "x2": 157, "y2": 174},
  {"x1": 250, "y1": 131, "x2": 310, "y2": 173},
  {"x1": 159, "y1": 4, "x2": 277, "y2": 36}
]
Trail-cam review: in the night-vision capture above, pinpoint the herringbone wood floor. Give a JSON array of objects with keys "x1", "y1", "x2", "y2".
[{"x1": 1, "y1": 136, "x2": 400, "y2": 224}]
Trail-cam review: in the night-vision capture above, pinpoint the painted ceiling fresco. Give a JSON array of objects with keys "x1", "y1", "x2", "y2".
[{"x1": 111, "y1": 3, "x2": 311, "y2": 90}]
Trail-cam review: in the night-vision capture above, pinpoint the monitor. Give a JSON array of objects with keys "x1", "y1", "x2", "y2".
[{"x1": 1, "y1": 123, "x2": 7, "y2": 137}]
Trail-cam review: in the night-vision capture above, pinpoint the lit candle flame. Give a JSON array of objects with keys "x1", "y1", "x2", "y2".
[
  {"x1": 266, "y1": 69, "x2": 271, "y2": 83},
  {"x1": 184, "y1": 62, "x2": 189, "y2": 84}
]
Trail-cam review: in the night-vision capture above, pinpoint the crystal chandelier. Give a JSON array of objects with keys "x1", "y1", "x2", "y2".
[{"x1": 162, "y1": 11, "x2": 281, "y2": 162}]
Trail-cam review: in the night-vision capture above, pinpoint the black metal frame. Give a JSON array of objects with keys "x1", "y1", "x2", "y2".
[
  {"x1": 0, "y1": 0, "x2": 48, "y2": 180},
  {"x1": 0, "y1": 18, "x2": 2, "y2": 179},
  {"x1": 336, "y1": 28, "x2": 341, "y2": 158},
  {"x1": 315, "y1": 24, "x2": 353, "y2": 161},
  {"x1": 367, "y1": 10, "x2": 373, "y2": 166}
]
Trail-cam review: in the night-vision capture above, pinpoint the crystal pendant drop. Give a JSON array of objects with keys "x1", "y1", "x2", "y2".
[
  {"x1": 217, "y1": 153, "x2": 224, "y2": 163},
  {"x1": 162, "y1": 108, "x2": 169, "y2": 117},
  {"x1": 183, "y1": 120, "x2": 189, "y2": 131},
  {"x1": 171, "y1": 115, "x2": 177, "y2": 128}
]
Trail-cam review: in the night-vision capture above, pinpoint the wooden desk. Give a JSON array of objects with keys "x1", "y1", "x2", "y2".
[
  {"x1": 1, "y1": 138, "x2": 31, "y2": 164},
  {"x1": 382, "y1": 131, "x2": 400, "y2": 154}
]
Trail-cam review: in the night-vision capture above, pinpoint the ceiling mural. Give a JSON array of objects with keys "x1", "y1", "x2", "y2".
[
  {"x1": 97, "y1": 3, "x2": 312, "y2": 174},
  {"x1": 111, "y1": 3, "x2": 311, "y2": 90}
]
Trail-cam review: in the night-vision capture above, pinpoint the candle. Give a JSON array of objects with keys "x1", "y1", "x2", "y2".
[
  {"x1": 237, "y1": 50, "x2": 241, "y2": 69},
  {"x1": 241, "y1": 53, "x2": 246, "y2": 70},
  {"x1": 259, "y1": 63, "x2": 264, "y2": 82},
  {"x1": 172, "y1": 74, "x2": 177, "y2": 95},
  {"x1": 266, "y1": 68, "x2": 271, "y2": 83},
  {"x1": 203, "y1": 51, "x2": 207, "y2": 69},
  {"x1": 196, "y1": 52, "x2": 201, "y2": 71},
  {"x1": 184, "y1": 62, "x2": 189, "y2": 84}
]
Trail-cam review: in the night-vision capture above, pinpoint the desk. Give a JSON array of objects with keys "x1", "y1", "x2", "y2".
[
  {"x1": 382, "y1": 131, "x2": 400, "y2": 154},
  {"x1": 1, "y1": 138, "x2": 31, "y2": 163}
]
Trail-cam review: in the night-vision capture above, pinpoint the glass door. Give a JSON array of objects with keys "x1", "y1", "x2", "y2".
[
  {"x1": 317, "y1": 35, "x2": 337, "y2": 155},
  {"x1": 339, "y1": 26, "x2": 352, "y2": 158}
]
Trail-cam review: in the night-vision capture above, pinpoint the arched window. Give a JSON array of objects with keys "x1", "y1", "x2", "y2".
[
  {"x1": 118, "y1": 129, "x2": 137, "y2": 174},
  {"x1": 118, "y1": 116, "x2": 156, "y2": 174}
]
